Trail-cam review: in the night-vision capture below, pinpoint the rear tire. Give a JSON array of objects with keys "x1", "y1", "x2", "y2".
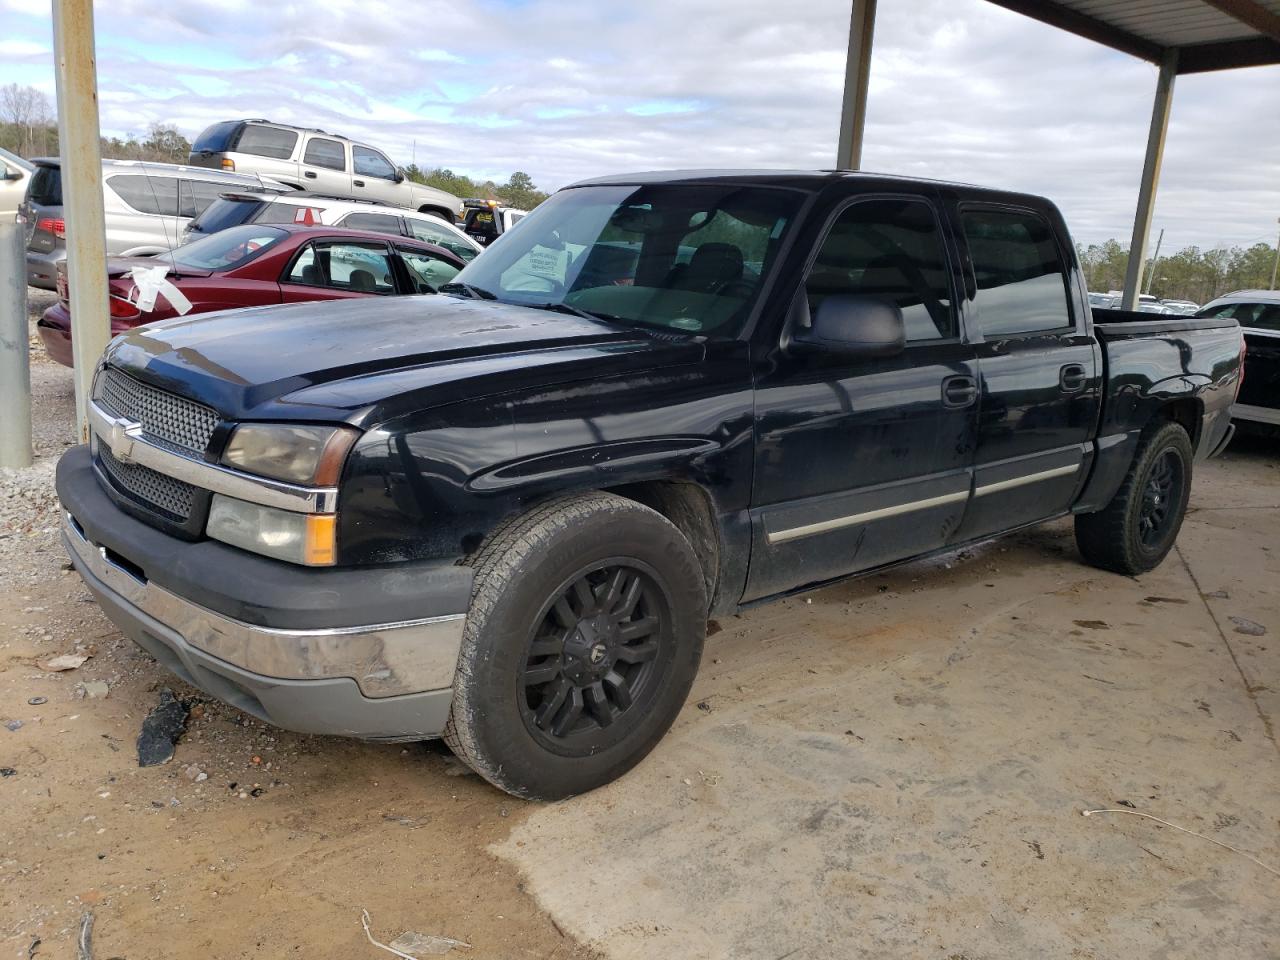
[
  {"x1": 1075, "y1": 420, "x2": 1193, "y2": 574},
  {"x1": 444, "y1": 493, "x2": 706, "y2": 800}
]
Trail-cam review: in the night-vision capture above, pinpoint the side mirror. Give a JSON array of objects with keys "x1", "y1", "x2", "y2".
[
  {"x1": 394, "y1": 168, "x2": 406, "y2": 183},
  {"x1": 791, "y1": 294, "x2": 905, "y2": 359},
  {"x1": 1, "y1": 167, "x2": 21, "y2": 181}
]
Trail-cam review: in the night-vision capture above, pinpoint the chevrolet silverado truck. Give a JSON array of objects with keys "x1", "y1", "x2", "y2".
[{"x1": 56, "y1": 171, "x2": 1245, "y2": 799}]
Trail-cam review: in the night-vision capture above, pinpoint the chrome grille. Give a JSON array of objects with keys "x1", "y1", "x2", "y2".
[
  {"x1": 98, "y1": 443, "x2": 195, "y2": 521},
  {"x1": 97, "y1": 368, "x2": 220, "y2": 455}
]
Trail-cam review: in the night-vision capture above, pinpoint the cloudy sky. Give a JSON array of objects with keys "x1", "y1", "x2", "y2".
[{"x1": 2, "y1": 0, "x2": 1277, "y2": 250}]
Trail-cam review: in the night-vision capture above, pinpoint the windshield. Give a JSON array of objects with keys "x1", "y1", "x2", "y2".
[
  {"x1": 172, "y1": 224, "x2": 286, "y2": 271},
  {"x1": 449, "y1": 183, "x2": 803, "y2": 336}
]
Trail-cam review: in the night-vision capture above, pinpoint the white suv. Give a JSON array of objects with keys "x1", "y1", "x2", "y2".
[
  {"x1": 188, "y1": 119, "x2": 462, "y2": 222},
  {"x1": 21, "y1": 158, "x2": 287, "y2": 289},
  {"x1": 182, "y1": 192, "x2": 483, "y2": 263}
]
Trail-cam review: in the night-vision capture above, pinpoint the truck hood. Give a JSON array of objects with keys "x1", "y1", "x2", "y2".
[{"x1": 104, "y1": 295, "x2": 702, "y2": 424}]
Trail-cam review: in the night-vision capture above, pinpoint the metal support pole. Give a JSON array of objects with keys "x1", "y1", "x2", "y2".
[
  {"x1": 1270, "y1": 218, "x2": 1279, "y2": 290},
  {"x1": 0, "y1": 221, "x2": 32, "y2": 469},
  {"x1": 53, "y1": 0, "x2": 110, "y2": 442},
  {"x1": 1144, "y1": 227, "x2": 1164, "y2": 295},
  {"x1": 836, "y1": 0, "x2": 878, "y2": 170},
  {"x1": 1122, "y1": 49, "x2": 1178, "y2": 311}
]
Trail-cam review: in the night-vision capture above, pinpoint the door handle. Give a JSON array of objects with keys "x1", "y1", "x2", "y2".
[
  {"x1": 353, "y1": 179, "x2": 365, "y2": 187},
  {"x1": 304, "y1": 171, "x2": 317, "y2": 179},
  {"x1": 941, "y1": 374, "x2": 978, "y2": 408},
  {"x1": 1060, "y1": 363, "x2": 1088, "y2": 393}
]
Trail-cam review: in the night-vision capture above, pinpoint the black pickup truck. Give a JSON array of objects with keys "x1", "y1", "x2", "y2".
[{"x1": 56, "y1": 171, "x2": 1244, "y2": 799}]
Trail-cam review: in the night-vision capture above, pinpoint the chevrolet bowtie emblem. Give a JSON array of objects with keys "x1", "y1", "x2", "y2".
[{"x1": 106, "y1": 415, "x2": 143, "y2": 464}]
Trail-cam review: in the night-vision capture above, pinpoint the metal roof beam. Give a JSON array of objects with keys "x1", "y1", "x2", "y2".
[
  {"x1": 1177, "y1": 35, "x2": 1280, "y2": 71},
  {"x1": 1197, "y1": 0, "x2": 1280, "y2": 42},
  {"x1": 980, "y1": 0, "x2": 1165, "y2": 62}
]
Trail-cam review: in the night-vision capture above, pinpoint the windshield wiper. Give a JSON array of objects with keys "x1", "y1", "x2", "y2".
[
  {"x1": 440, "y1": 281, "x2": 497, "y2": 300},
  {"x1": 533, "y1": 301, "x2": 629, "y2": 327}
]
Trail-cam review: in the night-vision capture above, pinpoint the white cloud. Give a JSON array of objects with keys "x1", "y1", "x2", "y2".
[{"x1": 3, "y1": 0, "x2": 1278, "y2": 249}]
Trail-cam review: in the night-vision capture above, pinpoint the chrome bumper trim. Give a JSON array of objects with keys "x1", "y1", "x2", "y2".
[
  {"x1": 63, "y1": 512, "x2": 465, "y2": 698},
  {"x1": 88, "y1": 400, "x2": 338, "y2": 514}
]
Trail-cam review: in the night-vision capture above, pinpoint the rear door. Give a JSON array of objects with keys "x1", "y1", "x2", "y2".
[
  {"x1": 949, "y1": 203, "x2": 1101, "y2": 542},
  {"x1": 746, "y1": 192, "x2": 980, "y2": 601},
  {"x1": 300, "y1": 136, "x2": 352, "y2": 195}
]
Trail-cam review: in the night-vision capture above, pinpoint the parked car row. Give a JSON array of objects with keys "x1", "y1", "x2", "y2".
[{"x1": 1087, "y1": 291, "x2": 1201, "y2": 315}]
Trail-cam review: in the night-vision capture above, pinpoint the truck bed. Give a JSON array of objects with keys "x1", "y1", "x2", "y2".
[{"x1": 1090, "y1": 308, "x2": 1239, "y2": 338}]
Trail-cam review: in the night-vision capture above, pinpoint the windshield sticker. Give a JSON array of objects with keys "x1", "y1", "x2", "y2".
[{"x1": 524, "y1": 245, "x2": 569, "y2": 284}]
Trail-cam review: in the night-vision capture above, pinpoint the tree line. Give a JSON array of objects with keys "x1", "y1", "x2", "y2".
[
  {"x1": 1078, "y1": 238, "x2": 1278, "y2": 305},
  {"x1": 0, "y1": 82, "x2": 552, "y2": 209}
]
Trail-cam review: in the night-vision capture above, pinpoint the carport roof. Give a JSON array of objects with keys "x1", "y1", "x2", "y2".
[{"x1": 983, "y1": 0, "x2": 1280, "y2": 72}]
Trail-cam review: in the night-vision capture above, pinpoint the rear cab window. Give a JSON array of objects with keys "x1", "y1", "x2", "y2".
[
  {"x1": 961, "y1": 208, "x2": 1073, "y2": 337},
  {"x1": 233, "y1": 125, "x2": 298, "y2": 160}
]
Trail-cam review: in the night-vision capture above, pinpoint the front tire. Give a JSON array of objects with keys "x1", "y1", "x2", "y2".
[
  {"x1": 444, "y1": 493, "x2": 706, "y2": 800},
  {"x1": 1075, "y1": 420, "x2": 1193, "y2": 574}
]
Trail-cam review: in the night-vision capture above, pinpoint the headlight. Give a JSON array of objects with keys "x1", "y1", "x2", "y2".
[
  {"x1": 207, "y1": 495, "x2": 337, "y2": 566},
  {"x1": 222, "y1": 423, "x2": 357, "y2": 486}
]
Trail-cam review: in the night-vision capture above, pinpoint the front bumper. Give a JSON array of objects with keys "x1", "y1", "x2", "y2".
[{"x1": 57, "y1": 446, "x2": 473, "y2": 740}]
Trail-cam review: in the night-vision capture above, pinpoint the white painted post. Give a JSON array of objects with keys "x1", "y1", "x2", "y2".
[
  {"x1": 1122, "y1": 49, "x2": 1178, "y2": 311},
  {"x1": 836, "y1": 0, "x2": 878, "y2": 171},
  {"x1": 52, "y1": 0, "x2": 110, "y2": 442},
  {"x1": 0, "y1": 221, "x2": 32, "y2": 468}
]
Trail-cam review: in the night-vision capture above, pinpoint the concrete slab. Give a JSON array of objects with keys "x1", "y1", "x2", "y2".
[{"x1": 496, "y1": 438, "x2": 1280, "y2": 959}]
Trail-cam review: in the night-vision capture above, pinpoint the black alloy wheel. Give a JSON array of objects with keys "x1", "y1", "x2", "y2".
[
  {"x1": 1137, "y1": 449, "x2": 1184, "y2": 548},
  {"x1": 521, "y1": 561, "x2": 670, "y2": 751}
]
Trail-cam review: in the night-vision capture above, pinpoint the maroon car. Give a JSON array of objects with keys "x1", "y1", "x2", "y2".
[{"x1": 38, "y1": 223, "x2": 467, "y2": 368}]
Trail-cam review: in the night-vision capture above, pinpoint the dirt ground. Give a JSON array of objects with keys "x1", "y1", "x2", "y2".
[{"x1": 2, "y1": 293, "x2": 1277, "y2": 959}]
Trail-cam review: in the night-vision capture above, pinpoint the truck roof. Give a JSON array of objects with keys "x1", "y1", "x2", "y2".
[{"x1": 564, "y1": 169, "x2": 1061, "y2": 210}]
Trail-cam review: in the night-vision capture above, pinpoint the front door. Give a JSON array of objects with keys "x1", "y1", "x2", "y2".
[
  {"x1": 745, "y1": 194, "x2": 979, "y2": 602},
  {"x1": 352, "y1": 146, "x2": 401, "y2": 204},
  {"x1": 950, "y1": 204, "x2": 1101, "y2": 542}
]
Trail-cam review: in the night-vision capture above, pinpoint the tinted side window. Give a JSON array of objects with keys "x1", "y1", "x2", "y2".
[
  {"x1": 107, "y1": 175, "x2": 180, "y2": 216},
  {"x1": 304, "y1": 137, "x2": 346, "y2": 171},
  {"x1": 338, "y1": 212, "x2": 403, "y2": 235},
  {"x1": 963, "y1": 209, "x2": 1072, "y2": 336},
  {"x1": 1253, "y1": 305, "x2": 1280, "y2": 332},
  {"x1": 234, "y1": 126, "x2": 298, "y2": 160},
  {"x1": 805, "y1": 198, "x2": 955, "y2": 341},
  {"x1": 353, "y1": 146, "x2": 396, "y2": 180}
]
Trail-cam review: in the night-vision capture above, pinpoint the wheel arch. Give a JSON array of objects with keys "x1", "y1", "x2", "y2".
[{"x1": 601, "y1": 479, "x2": 721, "y2": 613}]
